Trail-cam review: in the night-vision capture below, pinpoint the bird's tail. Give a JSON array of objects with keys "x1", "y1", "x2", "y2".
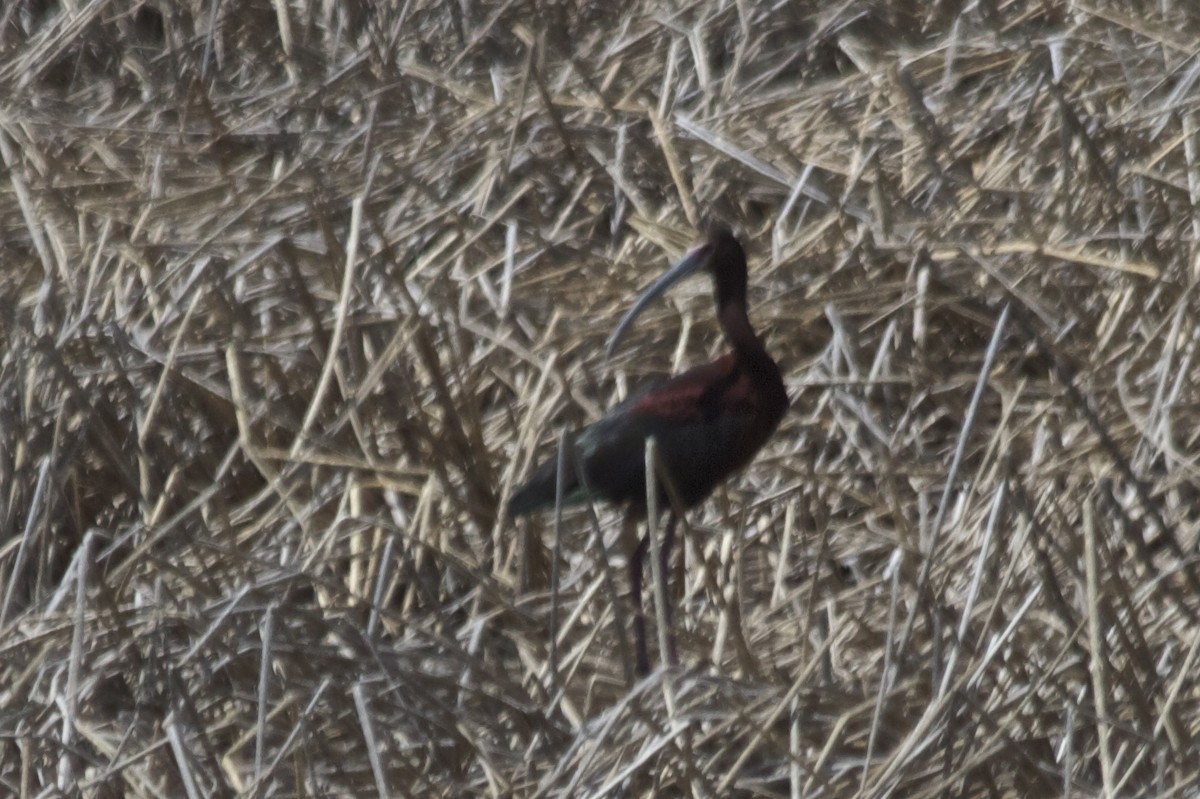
[{"x1": 507, "y1": 454, "x2": 580, "y2": 517}]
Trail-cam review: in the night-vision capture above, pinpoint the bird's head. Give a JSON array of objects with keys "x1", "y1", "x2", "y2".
[{"x1": 606, "y1": 226, "x2": 748, "y2": 357}]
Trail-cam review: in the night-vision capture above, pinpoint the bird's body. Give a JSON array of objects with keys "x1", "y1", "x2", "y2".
[
  {"x1": 507, "y1": 351, "x2": 785, "y2": 516},
  {"x1": 509, "y1": 227, "x2": 786, "y2": 675}
]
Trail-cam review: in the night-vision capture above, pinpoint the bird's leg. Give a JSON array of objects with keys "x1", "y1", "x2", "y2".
[
  {"x1": 631, "y1": 512, "x2": 681, "y2": 674},
  {"x1": 629, "y1": 529, "x2": 651, "y2": 675}
]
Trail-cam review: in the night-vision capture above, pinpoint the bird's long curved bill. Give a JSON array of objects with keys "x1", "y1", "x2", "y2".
[{"x1": 605, "y1": 243, "x2": 713, "y2": 357}]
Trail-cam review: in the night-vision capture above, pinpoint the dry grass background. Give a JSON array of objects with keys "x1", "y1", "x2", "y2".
[{"x1": 3, "y1": 0, "x2": 1200, "y2": 796}]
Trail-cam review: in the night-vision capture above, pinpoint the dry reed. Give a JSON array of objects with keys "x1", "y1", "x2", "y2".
[{"x1": 2, "y1": 1, "x2": 1200, "y2": 796}]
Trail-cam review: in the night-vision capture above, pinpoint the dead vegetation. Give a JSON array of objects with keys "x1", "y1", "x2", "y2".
[{"x1": 3, "y1": 0, "x2": 1200, "y2": 796}]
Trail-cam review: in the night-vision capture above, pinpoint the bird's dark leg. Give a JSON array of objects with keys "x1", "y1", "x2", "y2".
[
  {"x1": 630, "y1": 512, "x2": 680, "y2": 674},
  {"x1": 629, "y1": 530, "x2": 651, "y2": 675}
]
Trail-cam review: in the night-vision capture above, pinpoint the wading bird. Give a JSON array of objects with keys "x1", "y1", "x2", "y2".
[{"x1": 508, "y1": 226, "x2": 787, "y2": 674}]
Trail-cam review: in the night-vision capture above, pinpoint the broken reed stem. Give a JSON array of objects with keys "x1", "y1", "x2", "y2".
[{"x1": 644, "y1": 437, "x2": 674, "y2": 684}]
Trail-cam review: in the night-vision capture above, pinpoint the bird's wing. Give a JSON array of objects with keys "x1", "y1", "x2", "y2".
[
  {"x1": 508, "y1": 355, "x2": 768, "y2": 515},
  {"x1": 624, "y1": 353, "x2": 752, "y2": 426},
  {"x1": 580, "y1": 354, "x2": 767, "y2": 506}
]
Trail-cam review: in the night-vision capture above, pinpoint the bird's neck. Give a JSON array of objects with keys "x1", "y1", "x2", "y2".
[{"x1": 718, "y1": 301, "x2": 770, "y2": 366}]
